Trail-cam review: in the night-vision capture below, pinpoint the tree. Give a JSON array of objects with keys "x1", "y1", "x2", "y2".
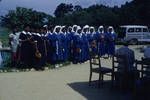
[
  {"x1": 1, "y1": 7, "x2": 51, "y2": 29},
  {"x1": 133, "y1": 0, "x2": 150, "y2": 25},
  {"x1": 1, "y1": 1, "x2": 150, "y2": 30},
  {"x1": 74, "y1": 5, "x2": 82, "y2": 11},
  {"x1": 54, "y1": 3, "x2": 73, "y2": 18}
]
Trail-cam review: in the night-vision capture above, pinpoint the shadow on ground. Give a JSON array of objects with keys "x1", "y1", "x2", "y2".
[{"x1": 68, "y1": 81, "x2": 133, "y2": 100}]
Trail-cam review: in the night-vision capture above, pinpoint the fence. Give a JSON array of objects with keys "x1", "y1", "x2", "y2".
[{"x1": 0, "y1": 47, "x2": 11, "y2": 68}]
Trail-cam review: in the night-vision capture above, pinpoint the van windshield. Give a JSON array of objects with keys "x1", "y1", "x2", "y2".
[{"x1": 118, "y1": 27, "x2": 126, "y2": 38}]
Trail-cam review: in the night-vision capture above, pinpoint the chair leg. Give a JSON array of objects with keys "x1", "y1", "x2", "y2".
[
  {"x1": 111, "y1": 73, "x2": 114, "y2": 87},
  {"x1": 89, "y1": 72, "x2": 92, "y2": 86},
  {"x1": 101, "y1": 75, "x2": 104, "y2": 85},
  {"x1": 98, "y1": 73, "x2": 101, "y2": 87}
]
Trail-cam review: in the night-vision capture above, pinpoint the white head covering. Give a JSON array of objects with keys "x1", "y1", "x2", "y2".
[
  {"x1": 72, "y1": 25, "x2": 78, "y2": 28},
  {"x1": 89, "y1": 26, "x2": 95, "y2": 34},
  {"x1": 108, "y1": 26, "x2": 115, "y2": 34},
  {"x1": 76, "y1": 26, "x2": 83, "y2": 37},
  {"x1": 43, "y1": 25, "x2": 48, "y2": 28},
  {"x1": 67, "y1": 26, "x2": 72, "y2": 33},
  {"x1": 53, "y1": 25, "x2": 61, "y2": 34},
  {"x1": 72, "y1": 25, "x2": 78, "y2": 32},
  {"x1": 76, "y1": 26, "x2": 82, "y2": 35},
  {"x1": 82, "y1": 25, "x2": 90, "y2": 33},
  {"x1": 98, "y1": 26, "x2": 104, "y2": 33},
  {"x1": 60, "y1": 26, "x2": 66, "y2": 34}
]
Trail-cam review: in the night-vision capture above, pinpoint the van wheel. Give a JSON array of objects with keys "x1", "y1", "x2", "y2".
[{"x1": 130, "y1": 39, "x2": 138, "y2": 45}]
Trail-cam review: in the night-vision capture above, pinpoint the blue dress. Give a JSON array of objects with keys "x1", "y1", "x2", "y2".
[
  {"x1": 73, "y1": 34, "x2": 83, "y2": 63},
  {"x1": 63, "y1": 33, "x2": 69, "y2": 61},
  {"x1": 90, "y1": 33, "x2": 98, "y2": 55},
  {"x1": 66, "y1": 32, "x2": 72, "y2": 61},
  {"x1": 105, "y1": 32, "x2": 117, "y2": 56},
  {"x1": 87, "y1": 33, "x2": 92, "y2": 55},
  {"x1": 69, "y1": 32, "x2": 76, "y2": 62},
  {"x1": 82, "y1": 34, "x2": 89, "y2": 62},
  {"x1": 59, "y1": 33, "x2": 68, "y2": 62},
  {"x1": 51, "y1": 33, "x2": 59, "y2": 64},
  {"x1": 57, "y1": 33, "x2": 63, "y2": 62},
  {"x1": 98, "y1": 32, "x2": 106, "y2": 56},
  {"x1": 93, "y1": 32, "x2": 100, "y2": 55},
  {"x1": 66, "y1": 33, "x2": 72, "y2": 61}
]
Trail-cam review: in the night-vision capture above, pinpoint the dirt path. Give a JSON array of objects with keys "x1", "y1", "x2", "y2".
[{"x1": 0, "y1": 46, "x2": 143, "y2": 100}]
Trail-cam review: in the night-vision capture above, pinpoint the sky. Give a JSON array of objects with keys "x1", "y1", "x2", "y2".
[{"x1": 0, "y1": 0, "x2": 132, "y2": 16}]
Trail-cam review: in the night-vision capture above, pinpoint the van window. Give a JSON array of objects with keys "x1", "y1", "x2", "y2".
[
  {"x1": 128, "y1": 28, "x2": 134, "y2": 33},
  {"x1": 135, "y1": 28, "x2": 142, "y2": 32},
  {"x1": 143, "y1": 28, "x2": 148, "y2": 32}
]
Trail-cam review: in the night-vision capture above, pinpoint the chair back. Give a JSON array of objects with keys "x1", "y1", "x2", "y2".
[
  {"x1": 112, "y1": 54, "x2": 127, "y2": 73},
  {"x1": 89, "y1": 50, "x2": 101, "y2": 70},
  {"x1": 142, "y1": 58, "x2": 150, "y2": 65},
  {"x1": 141, "y1": 57, "x2": 150, "y2": 77}
]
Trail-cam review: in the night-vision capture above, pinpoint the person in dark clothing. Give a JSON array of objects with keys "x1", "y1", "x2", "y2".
[{"x1": 19, "y1": 25, "x2": 35, "y2": 69}]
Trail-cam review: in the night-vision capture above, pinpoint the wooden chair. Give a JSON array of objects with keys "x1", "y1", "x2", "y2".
[
  {"x1": 113, "y1": 54, "x2": 139, "y2": 90},
  {"x1": 89, "y1": 52, "x2": 112, "y2": 87},
  {"x1": 112, "y1": 54, "x2": 128, "y2": 89},
  {"x1": 134, "y1": 58, "x2": 150, "y2": 98}
]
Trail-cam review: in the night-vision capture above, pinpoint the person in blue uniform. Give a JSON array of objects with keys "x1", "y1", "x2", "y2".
[
  {"x1": 89, "y1": 27, "x2": 97, "y2": 55},
  {"x1": 46, "y1": 27, "x2": 53, "y2": 64},
  {"x1": 73, "y1": 26, "x2": 83, "y2": 64},
  {"x1": 66, "y1": 26, "x2": 73, "y2": 61},
  {"x1": 97, "y1": 26, "x2": 106, "y2": 57},
  {"x1": 43, "y1": 25, "x2": 53, "y2": 63},
  {"x1": 51, "y1": 26, "x2": 61, "y2": 68},
  {"x1": 60, "y1": 26, "x2": 68, "y2": 62},
  {"x1": 105, "y1": 26, "x2": 117, "y2": 57},
  {"x1": 82, "y1": 25, "x2": 90, "y2": 62},
  {"x1": 70, "y1": 25, "x2": 78, "y2": 62},
  {"x1": 58, "y1": 26, "x2": 65, "y2": 62},
  {"x1": 55, "y1": 26, "x2": 65, "y2": 65},
  {"x1": 87, "y1": 26, "x2": 93, "y2": 46}
]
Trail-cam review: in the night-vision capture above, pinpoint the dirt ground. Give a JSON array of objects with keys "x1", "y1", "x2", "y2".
[{"x1": 0, "y1": 45, "x2": 144, "y2": 100}]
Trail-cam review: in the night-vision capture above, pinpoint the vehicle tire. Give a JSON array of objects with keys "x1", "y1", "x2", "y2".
[{"x1": 129, "y1": 39, "x2": 138, "y2": 45}]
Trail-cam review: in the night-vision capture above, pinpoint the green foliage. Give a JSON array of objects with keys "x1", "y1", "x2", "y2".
[
  {"x1": 0, "y1": 1, "x2": 150, "y2": 31},
  {"x1": 133, "y1": 0, "x2": 150, "y2": 25},
  {"x1": 53, "y1": 1, "x2": 150, "y2": 27},
  {"x1": 1, "y1": 7, "x2": 54, "y2": 30},
  {"x1": 53, "y1": 4, "x2": 121, "y2": 27},
  {"x1": 0, "y1": 27, "x2": 10, "y2": 46},
  {"x1": 54, "y1": 3, "x2": 73, "y2": 18}
]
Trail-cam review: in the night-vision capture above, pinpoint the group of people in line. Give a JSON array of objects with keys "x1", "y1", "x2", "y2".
[{"x1": 9, "y1": 24, "x2": 117, "y2": 70}]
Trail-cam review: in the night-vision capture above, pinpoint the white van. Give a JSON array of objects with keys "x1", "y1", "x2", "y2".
[{"x1": 118, "y1": 25, "x2": 150, "y2": 44}]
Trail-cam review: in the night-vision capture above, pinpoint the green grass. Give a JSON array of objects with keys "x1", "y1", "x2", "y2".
[{"x1": 0, "y1": 27, "x2": 10, "y2": 46}]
